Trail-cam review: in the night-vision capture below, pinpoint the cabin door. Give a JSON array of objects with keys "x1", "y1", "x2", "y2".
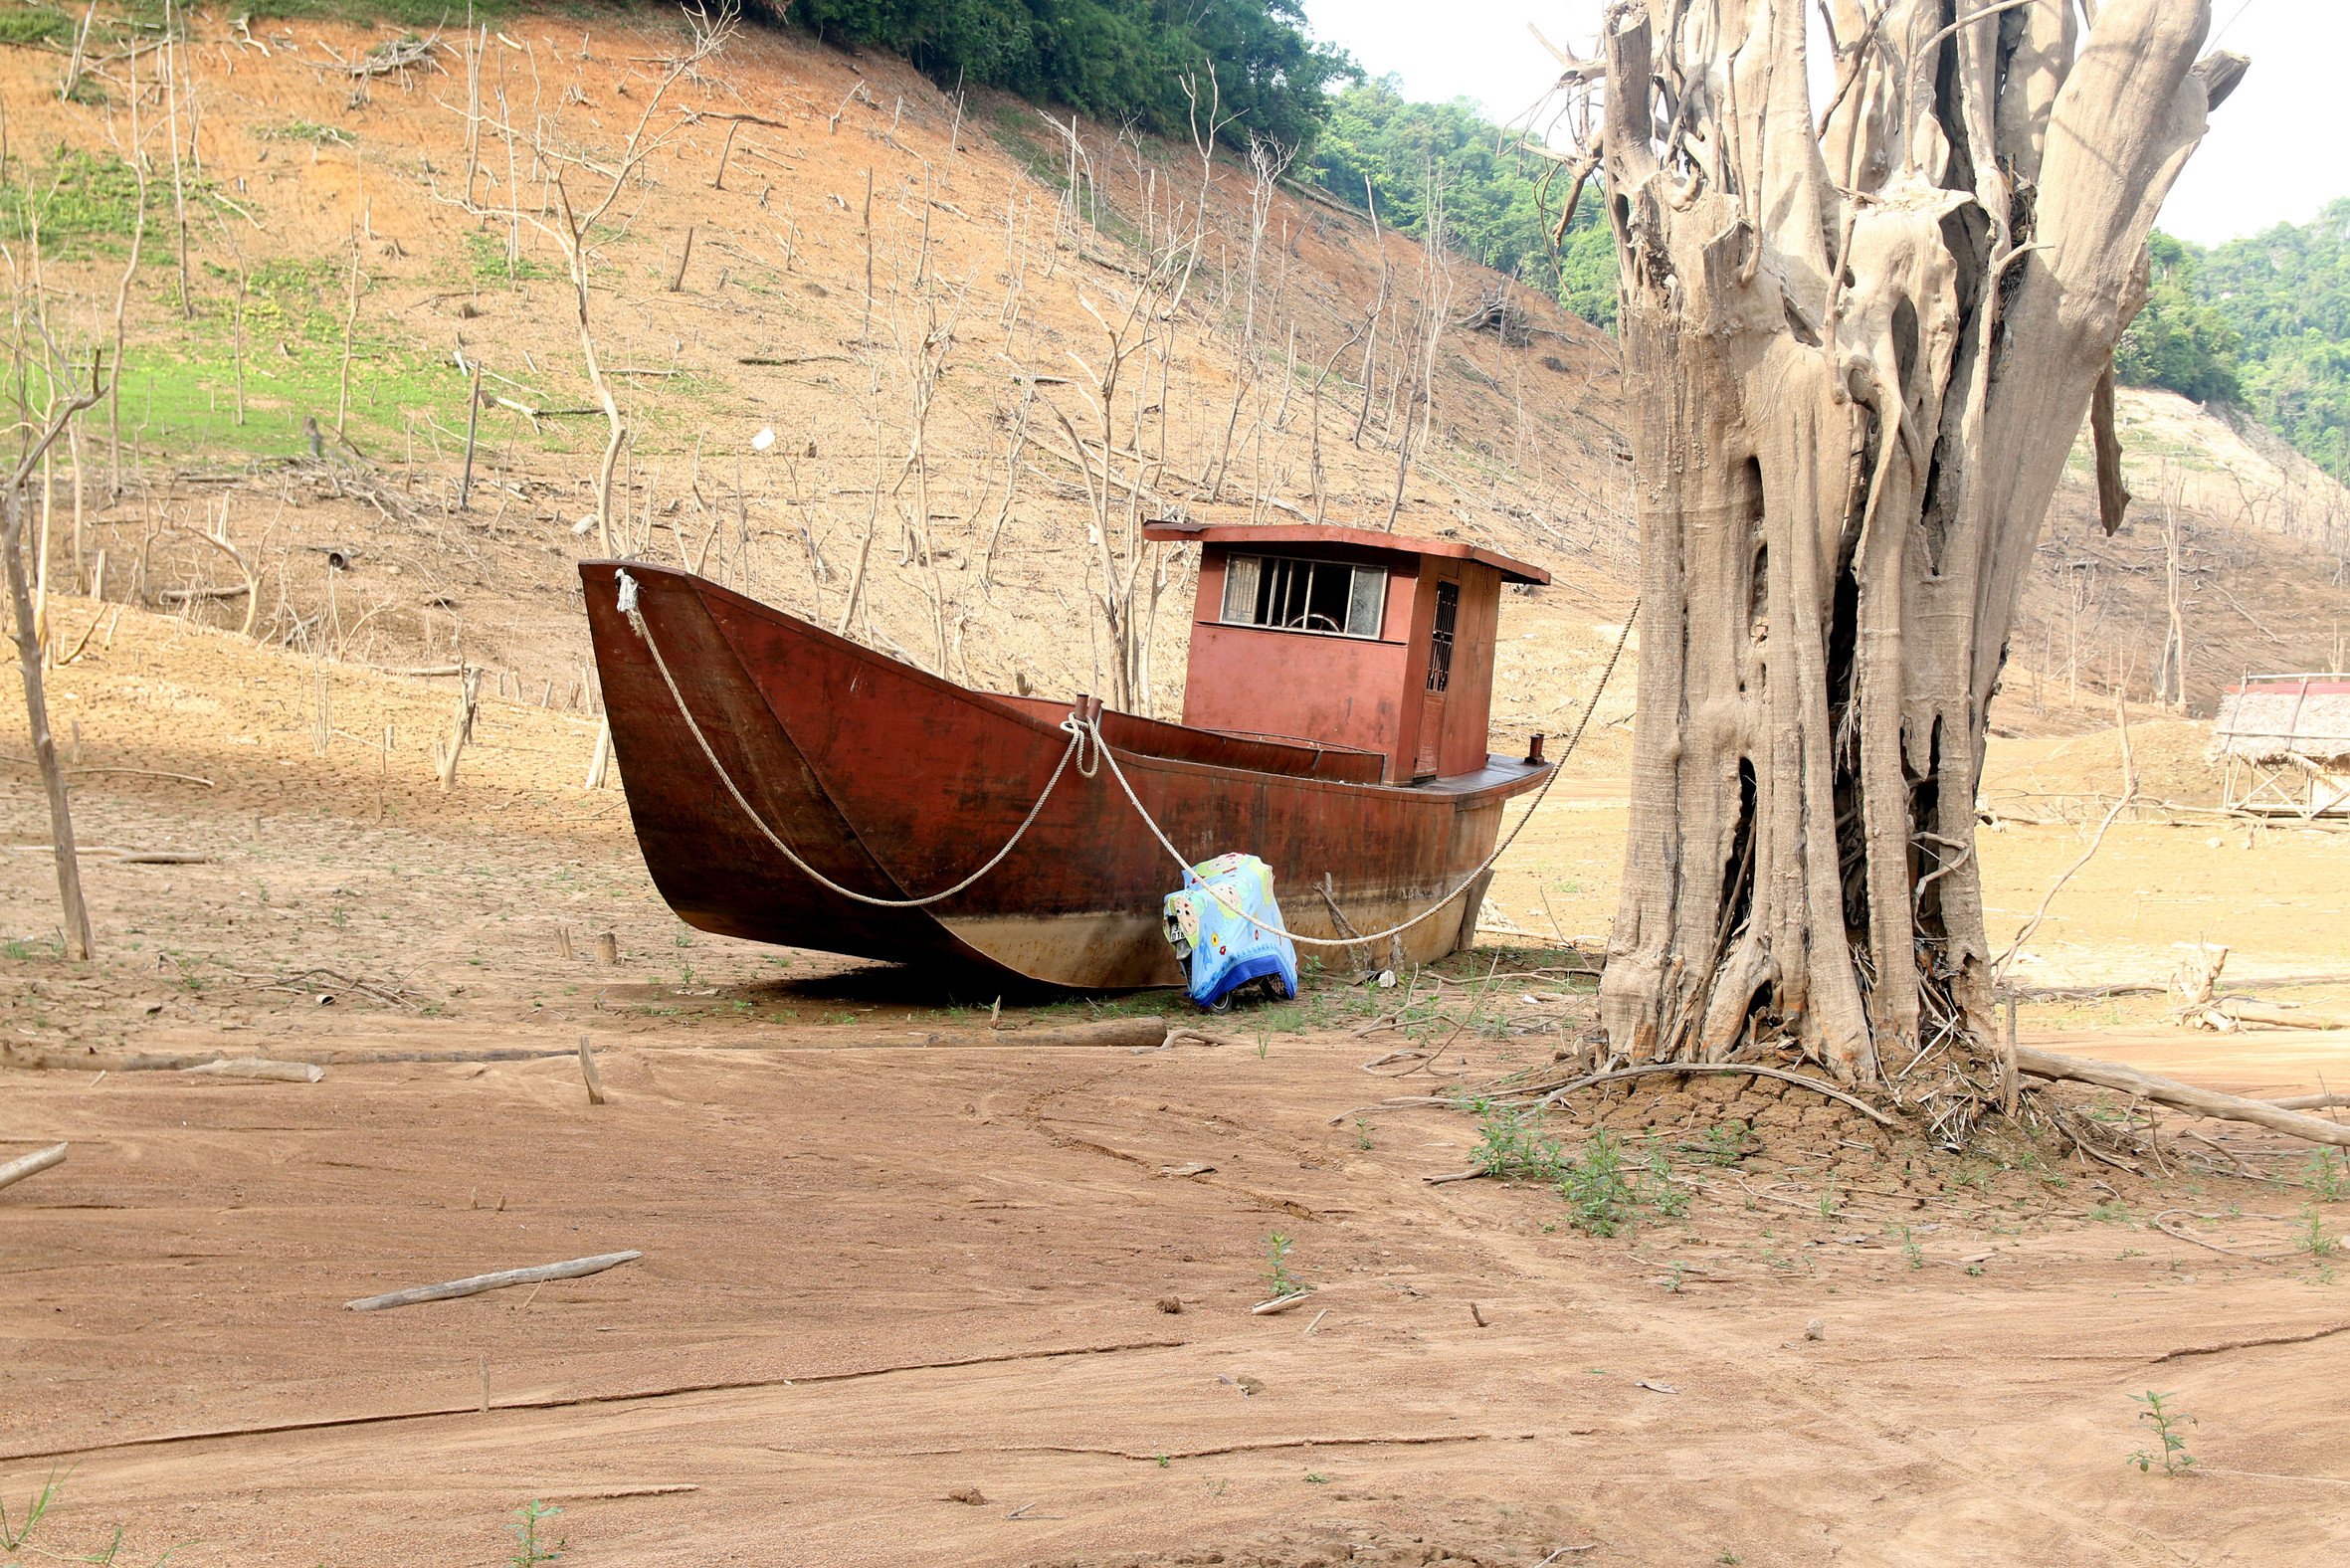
[{"x1": 1413, "y1": 578, "x2": 1460, "y2": 779}]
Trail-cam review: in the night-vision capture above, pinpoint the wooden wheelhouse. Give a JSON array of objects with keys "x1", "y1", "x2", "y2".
[{"x1": 1142, "y1": 523, "x2": 1550, "y2": 784}]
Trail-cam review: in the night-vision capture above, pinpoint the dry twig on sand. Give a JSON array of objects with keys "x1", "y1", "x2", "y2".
[
  {"x1": 309, "y1": 32, "x2": 445, "y2": 80},
  {"x1": 345, "y1": 1251, "x2": 643, "y2": 1311},
  {"x1": 182, "y1": 1059, "x2": 324, "y2": 1083},
  {"x1": 2150, "y1": 1208, "x2": 2292, "y2": 1262},
  {"x1": 0, "y1": 1143, "x2": 68, "y2": 1192}
]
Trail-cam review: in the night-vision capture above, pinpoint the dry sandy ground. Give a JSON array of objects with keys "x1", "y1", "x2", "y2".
[
  {"x1": 4, "y1": 1020, "x2": 2349, "y2": 1568},
  {"x1": 9, "y1": 608, "x2": 2350, "y2": 1567}
]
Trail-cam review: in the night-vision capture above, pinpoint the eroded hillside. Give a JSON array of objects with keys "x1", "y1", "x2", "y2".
[
  {"x1": 0, "y1": 7, "x2": 1648, "y2": 776},
  {"x1": 0, "y1": 3, "x2": 2341, "y2": 772}
]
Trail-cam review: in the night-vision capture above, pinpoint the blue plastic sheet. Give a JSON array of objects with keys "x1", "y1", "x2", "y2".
[{"x1": 1160, "y1": 853, "x2": 1299, "y2": 1011}]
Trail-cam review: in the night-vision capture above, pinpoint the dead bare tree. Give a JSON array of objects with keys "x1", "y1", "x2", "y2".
[
  {"x1": 3, "y1": 355, "x2": 106, "y2": 960},
  {"x1": 2158, "y1": 462, "x2": 2190, "y2": 709},
  {"x1": 442, "y1": 2, "x2": 740, "y2": 550},
  {"x1": 1383, "y1": 162, "x2": 1456, "y2": 531},
  {"x1": 105, "y1": 30, "x2": 148, "y2": 493},
  {"x1": 1021, "y1": 191, "x2": 1209, "y2": 711},
  {"x1": 161, "y1": 0, "x2": 192, "y2": 319},
  {"x1": 1586, "y1": 1, "x2": 2246, "y2": 1108}
]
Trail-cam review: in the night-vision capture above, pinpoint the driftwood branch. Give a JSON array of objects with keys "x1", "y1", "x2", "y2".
[
  {"x1": 2151, "y1": 1208, "x2": 2290, "y2": 1262},
  {"x1": 345, "y1": 1250, "x2": 643, "y2": 1311},
  {"x1": 182, "y1": 1058, "x2": 324, "y2": 1082},
  {"x1": 2016, "y1": 1047, "x2": 2350, "y2": 1148},
  {"x1": 0, "y1": 1143, "x2": 68, "y2": 1192},
  {"x1": 2216, "y1": 1002, "x2": 2350, "y2": 1033},
  {"x1": 159, "y1": 526, "x2": 260, "y2": 637}
]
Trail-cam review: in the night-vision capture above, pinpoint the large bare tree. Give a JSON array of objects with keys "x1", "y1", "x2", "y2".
[{"x1": 1580, "y1": 2, "x2": 2245, "y2": 1098}]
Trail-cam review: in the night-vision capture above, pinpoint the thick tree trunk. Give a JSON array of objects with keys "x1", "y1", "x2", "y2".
[{"x1": 1596, "y1": 1, "x2": 2236, "y2": 1098}]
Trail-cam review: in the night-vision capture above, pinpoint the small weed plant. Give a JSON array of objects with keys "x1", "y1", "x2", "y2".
[
  {"x1": 1263, "y1": 1232, "x2": 1310, "y2": 1299},
  {"x1": 2299, "y1": 1204, "x2": 2338, "y2": 1259},
  {"x1": 507, "y1": 1500, "x2": 565, "y2": 1566},
  {"x1": 1677, "y1": 1120, "x2": 1753, "y2": 1166},
  {"x1": 2305, "y1": 1149, "x2": 2348, "y2": 1203},
  {"x1": 1, "y1": 1473, "x2": 185, "y2": 1566},
  {"x1": 1, "y1": 1471, "x2": 62, "y2": 1551},
  {"x1": 1555, "y1": 1132, "x2": 1687, "y2": 1238},
  {"x1": 2127, "y1": 1392, "x2": 2197, "y2": 1476},
  {"x1": 1464, "y1": 1099, "x2": 1566, "y2": 1180},
  {"x1": 1895, "y1": 1225, "x2": 1925, "y2": 1271}
]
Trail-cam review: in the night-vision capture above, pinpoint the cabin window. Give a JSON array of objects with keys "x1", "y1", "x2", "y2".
[
  {"x1": 1219, "y1": 554, "x2": 1387, "y2": 639},
  {"x1": 1425, "y1": 580, "x2": 1459, "y2": 691}
]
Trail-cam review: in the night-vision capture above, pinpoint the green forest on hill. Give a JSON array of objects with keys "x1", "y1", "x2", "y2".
[
  {"x1": 784, "y1": 0, "x2": 1350, "y2": 152},
  {"x1": 1306, "y1": 77, "x2": 1617, "y2": 328},
  {"x1": 2121, "y1": 201, "x2": 2350, "y2": 477},
  {"x1": 750, "y1": 7, "x2": 1620, "y2": 325}
]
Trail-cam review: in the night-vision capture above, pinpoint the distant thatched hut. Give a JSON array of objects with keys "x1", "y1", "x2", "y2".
[{"x1": 2211, "y1": 675, "x2": 2350, "y2": 818}]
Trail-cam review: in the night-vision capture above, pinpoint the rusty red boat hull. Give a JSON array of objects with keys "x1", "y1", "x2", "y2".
[{"x1": 580, "y1": 562, "x2": 1551, "y2": 989}]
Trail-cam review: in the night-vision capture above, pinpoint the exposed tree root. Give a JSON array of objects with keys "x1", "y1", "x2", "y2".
[
  {"x1": 2150, "y1": 1208, "x2": 2291, "y2": 1263},
  {"x1": 1525, "y1": 1063, "x2": 1896, "y2": 1126}
]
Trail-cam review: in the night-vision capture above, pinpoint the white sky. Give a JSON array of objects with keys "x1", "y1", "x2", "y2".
[{"x1": 1299, "y1": 0, "x2": 2333, "y2": 248}]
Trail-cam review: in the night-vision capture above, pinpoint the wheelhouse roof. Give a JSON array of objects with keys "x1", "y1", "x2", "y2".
[{"x1": 1140, "y1": 522, "x2": 1551, "y2": 586}]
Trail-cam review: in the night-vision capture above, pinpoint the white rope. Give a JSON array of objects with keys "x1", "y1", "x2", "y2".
[
  {"x1": 618, "y1": 568, "x2": 1092, "y2": 908},
  {"x1": 1100, "y1": 600, "x2": 1643, "y2": 950}
]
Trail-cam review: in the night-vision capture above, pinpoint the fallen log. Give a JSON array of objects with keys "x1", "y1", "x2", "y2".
[
  {"x1": 345, "y1": 1251, "x2": 643, "y2": 1312},
  {"x1": 183, "y1": 1059, "x2": 324, "y2": 1083},
  {"x1": 922, "y1": 1016, "x2": 1170, "y2": 1049},
  {"x1": 0, "y1": 1143, "x2": 67, "y2": 1192},
  {"x1": 2015, "y1": 1047, "x2": 2350, "y2": 1148},
  {"x1": 2218, "y1": 1001, "x2": 2350, "y2": 1032},
  {"x1": 2268, "y1": 1092, "x2": 2350, "y2": 1111}
]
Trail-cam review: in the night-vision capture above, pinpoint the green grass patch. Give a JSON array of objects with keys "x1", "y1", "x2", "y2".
[
  {"x1": 254, "y1": 119, "x2": 356, "y2": 147},
  {"x1": 242, "y1": 0, "x2": 519, "y2": 23},
  {"x1": 986, "y1": 117, "x2": 1070, "y2": 193},
  {"x1": 0, "y1": 9, "x2": 71, "y2": 47},
  {"x1": 0, "y1": 147, "x2": 171, "y2": 261},
  {"x1": 117, "y1": 323, "x2": 451, "y2": 463},
  {"x1": 465, "y1": 228, "x2": 560, "y2": 283}
]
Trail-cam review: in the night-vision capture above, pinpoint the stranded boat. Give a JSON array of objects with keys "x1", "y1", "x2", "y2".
[{"x1": 580, "y1": 522, "x2": 1554, "y2": 990}]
